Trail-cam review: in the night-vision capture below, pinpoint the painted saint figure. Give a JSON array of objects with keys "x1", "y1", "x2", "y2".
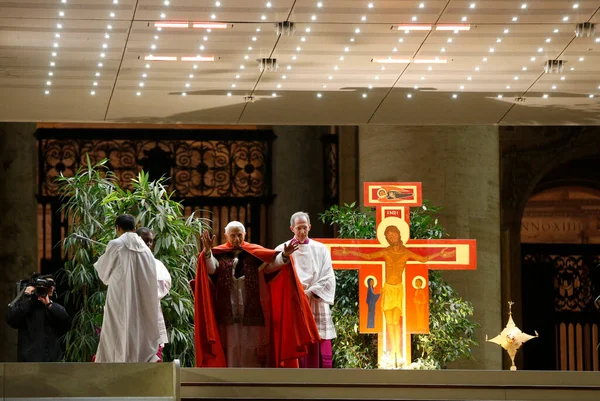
[
  {"x1": 336, "y1": 225, "x2": 454, "y2": 361},
  {"x1": 365, "y1": 277, "x2": 380, "y2": 329},
  {"x1": 412, "y1": 276, "x2": 427, "y2": 332}
]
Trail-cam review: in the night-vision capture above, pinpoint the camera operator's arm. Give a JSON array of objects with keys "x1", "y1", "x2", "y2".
[
  {"x1": 5, "y1": 286, "x2": 36, "y2": 329},
  {"x1": 45, "y1": 298, "x2": 71, "y2": 330}
]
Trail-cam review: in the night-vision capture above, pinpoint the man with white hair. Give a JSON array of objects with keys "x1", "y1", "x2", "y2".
[
  {"x1": 276, "y1": 212, "x2": 336, "y2": 368},
  {"x1": 193, "y1": 221, "x2": 320, "y2": 368}
]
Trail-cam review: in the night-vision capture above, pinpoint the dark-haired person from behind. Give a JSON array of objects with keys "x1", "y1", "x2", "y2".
[
  {"x1": 93, "y1": 214, "x2": 161, "y2": 362},
  {"x1": 6, "y1": 274, "x2": 71, "y2": 362}
]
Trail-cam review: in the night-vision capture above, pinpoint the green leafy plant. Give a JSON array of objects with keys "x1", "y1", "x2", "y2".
[
  {"x1": 57, "y1": 156, "x2": 209, "y2": 366},
  {"x1": 320, "y1": 201, "x2": 478, "y2": 369}
]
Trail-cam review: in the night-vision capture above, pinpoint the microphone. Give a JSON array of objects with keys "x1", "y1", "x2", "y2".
[{"x1": 72, "y1": 233, "x2": 106, "y2": 247}]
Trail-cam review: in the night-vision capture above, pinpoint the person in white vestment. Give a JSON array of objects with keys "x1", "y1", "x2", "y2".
[
  {"x1": 276, "y1": 211, "x2": 336, "y2": 368},
  {"x1": 137, "y1": 227, "x2": 172, "y2": 361},
  {"x1": 94, "y1": 214, "x2": 160, "y2": 363}
]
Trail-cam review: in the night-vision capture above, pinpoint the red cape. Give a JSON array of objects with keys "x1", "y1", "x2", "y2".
[{"x1": 192, "y1": 241, "x2": 320, "y2": 367}]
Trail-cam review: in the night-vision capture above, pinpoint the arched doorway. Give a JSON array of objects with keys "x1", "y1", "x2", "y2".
[{"x1": 520, "y1": 183, "x2": 600, "y2": 370}]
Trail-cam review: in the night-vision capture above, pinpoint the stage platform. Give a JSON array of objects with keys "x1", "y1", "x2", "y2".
[{"x1": 2, "y1": 362, "x2": 600, "y2": 401}]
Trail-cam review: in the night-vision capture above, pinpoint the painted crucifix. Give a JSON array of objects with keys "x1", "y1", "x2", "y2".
[{"x1": 316, "y1": 182, "x2": 477, "y2": 368}]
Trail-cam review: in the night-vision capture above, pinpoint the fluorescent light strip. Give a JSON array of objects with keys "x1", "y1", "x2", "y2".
[
  {"x1": 435, "y1": 24, "x2": 471, "y2": 31},
  {"x1": 181, "y1": 55, "x2": 215, "y2": 61},
  {"x1": 413, "y1": 58, "x2": 447, "y2": 63},
  {"x1": 372, "y1": 57, "x2": 411, "y2": 63},
  {"x1": 396, "y1": 24, "x2": 432, "y2": 31},
  {"x1": 192, "y1": 22, "x2": 228, "y2": 29},
  {"x1": 154, "y1": 21, "x2": 189, "y2": 28},
  {"x1": 144, "y1": 55, "x2": 177, "y2": 61}
]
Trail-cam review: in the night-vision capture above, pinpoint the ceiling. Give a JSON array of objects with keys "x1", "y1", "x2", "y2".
[{"x1": 0, "y1": 0, "x2": 599, "y2": 125}]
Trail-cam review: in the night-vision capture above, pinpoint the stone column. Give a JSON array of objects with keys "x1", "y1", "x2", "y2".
[
  {"x1": 270, "y1": 126, "x2": 329, "y2": 247},
  {"x1": 359, "y1": 125, "x2": 502, "y2": 370},
  {"x1": 0, "y1": 123, "x2": 38, "y2": 362}
]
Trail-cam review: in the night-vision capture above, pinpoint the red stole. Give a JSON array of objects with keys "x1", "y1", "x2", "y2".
[{"x1": 192, "y1": 241, "x2": 320, "y2": 367}]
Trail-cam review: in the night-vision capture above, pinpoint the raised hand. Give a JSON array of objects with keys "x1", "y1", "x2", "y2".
[
  {"x1": 201, "y1": 230, "x2": 215, "y2": 254},
  {"x1": 283, "y1": 241, "x2": 299, "y2": 257}
]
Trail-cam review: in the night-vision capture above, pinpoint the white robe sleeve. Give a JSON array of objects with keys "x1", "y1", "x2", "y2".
[
  {"x1": 155, "y1": 259, "x2": 172, "y2": 300},
  {"x1": 94, "y1": 240, "x2": 120, "y2": 285},
  {"x1": 305, "y1": 246, "x2": 336, "y2": 305}
]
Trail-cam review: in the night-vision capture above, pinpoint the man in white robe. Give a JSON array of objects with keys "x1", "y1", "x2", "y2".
[
  {"x1": 94, "y1": 214, "x2": 160, "y2": 363},
  {"x1": 276, "y1": 211, "x2": 336, "y2": 368},
  {"x1": 137, "y1": 227, "x2": 172, "y2": 361}
]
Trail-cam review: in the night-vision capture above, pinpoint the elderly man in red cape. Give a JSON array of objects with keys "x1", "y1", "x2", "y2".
[{"x1": 193, "y1": 221, "x2": 320, "y2": 368}]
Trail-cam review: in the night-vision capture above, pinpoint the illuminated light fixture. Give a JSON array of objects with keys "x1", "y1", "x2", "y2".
[
  {"x1": 372, "y1": 57, "x2": 411, "y2": 63},
  {"x1": 542, "y1": 94, "x2": 549, "y2": 99},
  {"x1": 396, "y1": 24, "x2": 432, "y2": 31},
  {"x1": 155, "y1": 21, "x2": 189, "y2": 28},
  {"x1": 435, "y1": 24, "x2": 471, "y2": 31},
  {"x1": 137, "y1": 91, "x2": 142, "y2": 96},
  {"x1": 192, "y1": 22, "x2": 228, "y2": 29},
  {"x1": 414, "y1": 58, "x2": 447, "y2": 63},
  {"x1": 181, "y1": 55, "x2": 215, "y2": 61},
  {"x1": 144, "y1": 55, "x2": 178, "y2": 61}
]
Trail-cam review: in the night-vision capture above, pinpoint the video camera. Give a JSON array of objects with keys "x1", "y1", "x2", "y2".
[{"x1": 18, "y1": 274, "x2": 55, "y2": 298}]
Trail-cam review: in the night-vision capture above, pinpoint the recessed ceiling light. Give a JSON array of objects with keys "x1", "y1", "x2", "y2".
[
  {"x1": 368, "y1": 2, "x2": 374, "y2": 8},
  {"x1": 350, "y1": 37, "x2": 355, "y2": 42},
  {"x1": 100, "y1": 53, "x2": 105, "y2": 58},
  {"x1": 261, "y1": 15, "x2": 267, "y2": 20},
  {"x1": 475, "y1": 66, "x2": 480, "y2": 71},
  {"x1": 240, "y1": 65, "x2": 245, "y2": 69},
  {"x1": 441, "y1": 47, "x2": 446, "y2": 52},
  {"x1": 305, "y1": 27, "x2": 311, "y2": 32},
  {"x1": 506, "y1": 85, "x2": 511, "y2": 89},
  {"x1": 399, "y1": 38, "x2": 404, "y2": 43},
  {"x1": 412, "y1": 16, "x2": 418, "y2": 21},
  {"x1": 322, "y1": 84, "x2": 327, "y2": 88},
  {"x1": 181, "y1": 92, "x2": 187, "y2": 96},
  {"x1": 95, "y1": 72, "x2": 100, "y2": 76},
  {"x1": 596, "y1": 38, "x2": 600, "y2": 43},
  {"x1": 227, "y1": 92, "x2": 232, "y2": 96},
  {"x1": 460, "y1": 85, "x2": 465, "y2": 89},
  {"x1": 328, "y1": 75, "x2": 333, "y2": 80},
  {"x1": 393, "y1": 47, "x2": 398, "y2": 52},
  {"x1": 244, "y1": 55, "x2": 249, "y2": 59},
  {"x1": 296, "y1": 46, "x2": 301, "y2": 51},
  {"x1": 334, "y1": 65, "x2": 339, "y2": 70},
  {"x1": 530, "y1": 56, "x2": 536, "y2": 61},
  {"x1": 361, "y1": 15, "x2": 367, "y2": 21},
  {"x1": 163, "y1": 0, "x2": 169, "y2": 5},
  {"x1": 317, "y1": 93, "x2": 322, "y2": 98},
  {"x1": 136, "y1": 91, "x2": 141, "y2": 96},
  {"x1": 514, "y1": 76, "x2": 519, "y2": 80},
  {"x1": 185, "y1": 83, "x2": 191, "y2": 88},
  {"x1": 139, "y1": 82, "x2": 144, "y2": 87},
  {"x1": 142, "y1": 73, "x2": 147, "y2": 78},
  {"x1": 277, "y1": 84, "x2": 282, "y2": 88},
  {"x1": 482, "y1": 57, "x2": 488, "y2": 62},
  {"x1": 90, "y1": 91, "x2": 96, "y2": 95},
  {"x1": 355, "y1": 28, "x2": 361, "y2": 34},
  {"x1": 589, "y1": 94, "x2": 594, "y2": 98},
  {"x1": 461, "y1": 16, "x2": 467, "y2": 22},
  {"x1": 573, "y1": 3, "x2": 579, "y2": 8},
  {"x1": 496, "y1": 38, "x2": 502, "y2": 43},
  {"x1": 560, "y1": 76, "x2": 565, "y2": 80},
  {"x1": 215, "y1": 1, "x2": 221, "y2": 6},
  {"x1": 57, "y1": 23, "x2": 62, "y2": 29},
  {"x1": 579, "y1": 57, "x2": 584, "y2": 61},
  {"x1": 145, "y1": 64, "x2": 150, "y2": 68},
  {"x1": 419, "y1": 3, "x2": 425, "y2": 8},
  {"x1": 537, "y1": 47, "x2": 543, "y2": 52},
  {"x1": 504, "y1": 29, "x2": 509, "y2": 34},
  {"x1": 489, "y1": 47, "x2": 495, "y2": 52},
  {"x1": 563, "y1": 16, "x2": 569, "y2": 21},
  {"x1": 512, "y1": 17, "x2": 518, "y2": 22},
  {"x1": 292, "y1": 55, "x2": 297, "y2": 60},
  {"x1": 368, "y1": 84, "x2": 373, "y2": 89},
  {"x1": 421, "y1": 76, "x2": 425, "y2": 80},
  {"x1": 570, "y1": 67, "x2": 575, "y2": 70},
  {"x1": 55, "y1": 33, "x2": 60, "y2": 38},
  {"x1": 470, "y1": 3, "x2": 476, "y2": 9},
  {"x1": 199, "y1": 45, "x2": 205, "y2": 50},
  {"x1": 414, "y1": 85, "x2": 419, "y2": 89},
  {"x1": 407, "y1": 93, "x2": 413, "y2": 98},
  {"x1": 48, "y1": 72, "x2": 53, "y2": 76},
  {"x1": 231, "y1": 84, "x2": 236, "y2": 87},
  {"x1": 317, "y1": 1, "x2": 323, "y2": 7},
  {"x1": 110, "y1": 12, "x2": 115, "y2": 18},
  {"x1": 497, "y1": 94, "x2": 503, "y2": 98},
  {"x1": 340, "y1": 56, "x2": 345, "y2": 60},
  {"x1": 160, "y1": 13, "x2": 166, "y2": 18},
  {"x1": 256, "y1": 28, "x2": 261, "y2": 32},
  {"x1": 189, "y1": 74, "x2": 194, "y2": 78},
  {"x1": 452, "y1": 94, "x2": 458, "y2": 98},
  {"x1": 427, "y1": 66, "x2": 432, "y2": 71},
  {"x1": 521, "y1": 3, "x2": 527, "y2": 9},
  {"x1": 467, "y1": 76, "x2": 472, "y2": 80},
  {"x1": 545, "y1": 38, "x2": 551, "y2": 43},
  {"x1": 271, "y1": 92, "x2": 277, "y2": 97},
  {"x1": 252, "y1": 36, "x2": 257, "y2": 41},
  {"x1": 521, "y1": 66, "x2": 527, "y2": 71},
  {"x1": 266, "y1": 2, "x2": 272, "y2": 7},
  {"x1": 193, "y1": 65, "x2": 198, "y2": 69},
  {"x1": 542, "y1": 94, "x2": 548, "y2": 98},
  {"x1": 553, "y1": 28, "x2": 559, "y2": 33},
  {"x1": 282, "y1": 75, "x2": 287, "y2": 79},
  {"x1": 551, "y1": 85, "x2": 557, "y2": 89},
  {"x1": 44, "y1": 90, "x2": 50, "y2": 95},
  {"x1": 50, "y1": 62, "x2": 56, "y2": 67},
  {"x1": 287, "y1": 65, "x2": 291, "y2": 69},
  {"x1": 312, "y1": 15, "x2": 317, "y2": 20},
  {"x1": 301, "y1": 36, "x2": 306, "y2": 42},
  {"x1": 59, "y1": 11, "x2": 65, "y2": 17},
  {"x1": 362, "y1": 93, "x2": 367, "y2": 98}
]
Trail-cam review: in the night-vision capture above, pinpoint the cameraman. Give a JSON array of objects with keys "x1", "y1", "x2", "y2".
[{"x1": 5, "y1": 274, "x2": 71, "y2": 362}]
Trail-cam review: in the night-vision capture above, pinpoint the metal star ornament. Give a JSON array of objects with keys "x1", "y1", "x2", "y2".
[{"x1": 486, "y1": 301, "x2": 539, "y2": 370}]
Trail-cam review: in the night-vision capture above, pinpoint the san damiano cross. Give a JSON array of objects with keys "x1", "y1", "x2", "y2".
[{"x1": 316, "y1": 182, "x2": 477, "y2": 368}]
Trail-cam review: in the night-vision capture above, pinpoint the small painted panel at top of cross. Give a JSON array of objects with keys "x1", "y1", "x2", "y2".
[{"x1": 315, "y1": 182, "x2": 476, "y2": 368}]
